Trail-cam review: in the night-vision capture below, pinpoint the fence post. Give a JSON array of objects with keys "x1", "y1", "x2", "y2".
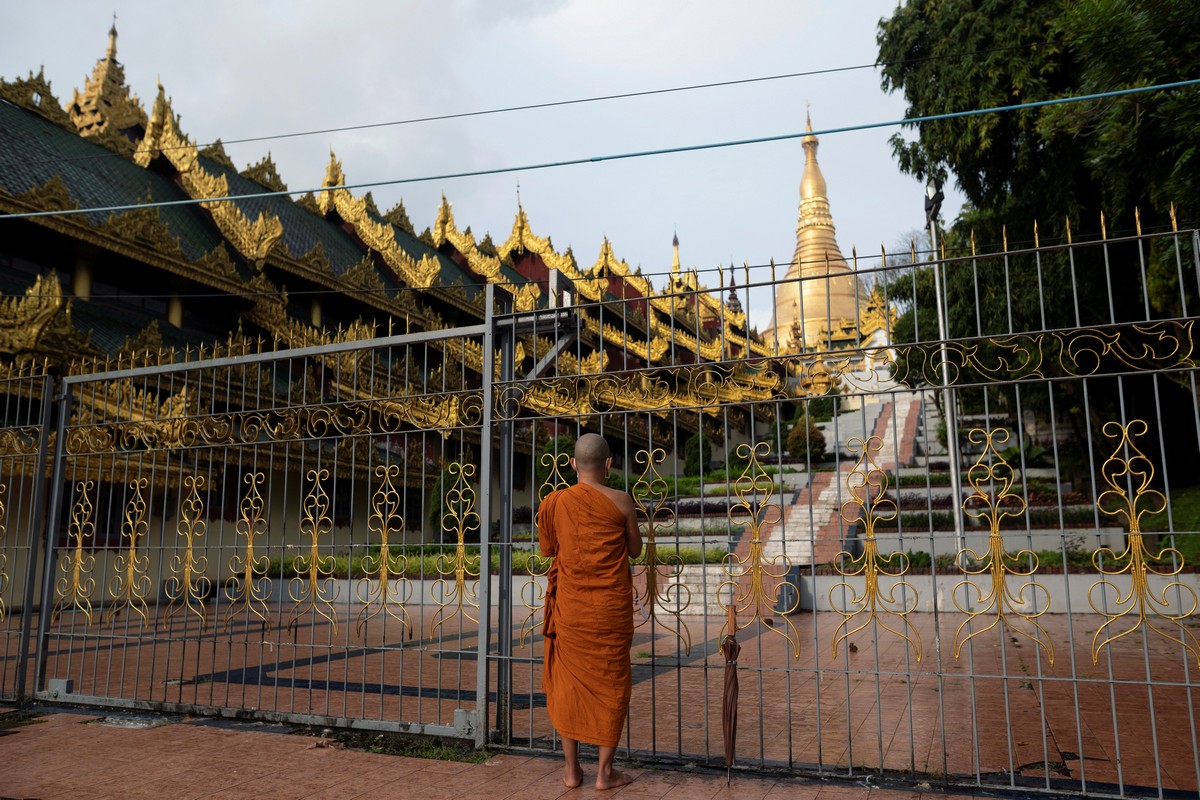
[
  {"x1": 494, "y1": 295, "x2": 516, "y2": 744},
  {"x1": 15, "y1": 374, "x2": 55, "y2": 699},
  {"x1": 32, "y1": 377, "x2": 71, "y2": 698},
  {"x1": 474, "y1": 283, "x2": 497, "y2": 747}
]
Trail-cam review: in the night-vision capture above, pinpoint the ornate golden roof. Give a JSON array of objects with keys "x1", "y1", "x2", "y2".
[{"x1": 68, "y1": 22, "x2": 148, "y2": 152}]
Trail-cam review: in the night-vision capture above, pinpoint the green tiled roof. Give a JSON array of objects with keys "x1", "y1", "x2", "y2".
[
  {"x1": 201, "y1": 157, "x2": 369, "y2": 275},
  {"x1": 0, "y1": 100, "x2": 223, "y2": 262}
]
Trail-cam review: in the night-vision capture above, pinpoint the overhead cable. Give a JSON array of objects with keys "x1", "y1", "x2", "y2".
[
  {"x1": 4, "y1": 77, "x2": 1198, "y2": 223},
  {"x1": 2, "y1": 30, "x2": 1122, "y2": 171}
]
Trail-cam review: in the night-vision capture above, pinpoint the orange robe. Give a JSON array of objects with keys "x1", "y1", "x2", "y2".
[{"x1": 538, "y1": 483, "x2": 633, "y2": 748}]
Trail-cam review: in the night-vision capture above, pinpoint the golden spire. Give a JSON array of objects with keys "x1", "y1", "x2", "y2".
[
  {"x1": 671, "y1": 232, "x2": 681, "y2": 276},
  {"x1": 106, "y1": 14, "x2": 118, "y2": 59},
  {"x1": 764, "y1": 110, "x2": 868, "y2": 352},
  {"x1": 69, "y1": 18, "x2": 147, "y2": 149}
]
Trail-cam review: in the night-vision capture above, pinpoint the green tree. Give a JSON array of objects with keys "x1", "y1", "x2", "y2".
[
  {"x1": 877, "y1": 0, "x2": 1200, "y2": 464},
  {"x1": 787, "y1": 415, "x2": 826, "y2": 463},
  {"x1": 877, "y1": 0, "x2": 1200, "y2": 230},
  {"x1": 683, "y1": 433, "x2": 713, "y2": 477}
]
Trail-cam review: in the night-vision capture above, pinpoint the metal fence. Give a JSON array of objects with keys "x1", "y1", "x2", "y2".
[{"x1": 1, "y1": 223, "x2": 1199, "y2": 798}]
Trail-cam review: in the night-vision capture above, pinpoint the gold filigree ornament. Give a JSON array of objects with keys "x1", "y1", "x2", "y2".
[
  {"x1": 952, "y1": 429, "x2": 1054, "y2": 664},
  {"x1": 1089, "y1": 420, "x2": 1200, "y2": 665},
  {"x1": 0, "y1": 483, "x2": 7, "y2": 622},
  {"x1": 830, "y1": 437, "x2": 922, "y2": 661},
  {"x1": 517, "y1": 451, "x2": 569, "y2": 647},
  {"x1": 164, "y1": 475, "x2": 211, "y2": 629},
  {"x1": 632, "y1": 447, "x2": 692, "y2": 654},
  {"x1": 105, "y1": 479, "x2": 151, "y2": 623},
  {"x1": 287, "y1": 469, "x2": 339, "y2": 636},
  {"x1": 356, "y1": 464, "x2": 413, "y2": 640},
  {"x1": 223, "y1": 472, "x2": 272, "y2": 633},
  {"x1": 430, "y1": 462, "x2": 481, "y2": 637},
  {"x1": 51, "y1": 481, "x2": 97, "y2": 624},
  {"x1": 718, "y1": 442, "x2": 801, "y2": 658}
]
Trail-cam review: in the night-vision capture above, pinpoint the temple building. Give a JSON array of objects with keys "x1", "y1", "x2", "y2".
[
  {"x1": 763, "y1": 115, "x2": 887, "y2": 354},
  {"x1": 0, "y1": 26, "x2": 789, "y2": 498}
]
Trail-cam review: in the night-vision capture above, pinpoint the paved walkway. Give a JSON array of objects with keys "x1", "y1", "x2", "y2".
[{"x1": 0, "y1": 706, "x2": 1028, "y2": 800}]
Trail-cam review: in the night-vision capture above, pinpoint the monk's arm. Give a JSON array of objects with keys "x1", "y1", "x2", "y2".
[
  {"x1": 536, "y1": 497, "x2": 558, "y2": 557},
  {"x1": 622, "y1": 495, "x2": 643, "y2": 559}
]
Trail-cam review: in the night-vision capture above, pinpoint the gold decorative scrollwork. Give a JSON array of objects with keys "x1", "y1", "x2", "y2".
[
  {"x1": 952, "y1": 429, "x2": 1054, "y2": 663},
  {"x1": 719, "y1": 442, "x2": 800, "y2": 658},
  {"x1": 0, "y1": 483, "x2": 7, "y2": 622},
  {"x1": 632, "y1": 447, "x2": 691, "y2": 654},
  {"x1": 106, "y1": 478, "x2": 151, "y2": 623},
  {"x1": 890, "y1": 321, "x2": 1195, "y2": 391},
  {"x1": 430, "y1": 462, "x2": 480, "y2": 636},
  {"x1": 164, "y1": 475, "x2": 210, "y2": 628},
  {"x1": 356, "y1": 464, "x2": 412, "y2": 639},
  {"x1": 1089, "y1": 420, "x2": 1199, "y2": 665},
  {"x1": 223, "y1": 472, "x2": 272, "y2": 632},
  {"x1": 517, "y1": 450, "x2": 570, "y2": 647},
  {"x1": 830, "y1": 437, "x2": 921, "y2": 660},
  {"x1": 288, "y1": 468, "x2": 339, "y2": 635},
  {"x1": 51, "y1": 481, "x2": 97, "y2": 624}
]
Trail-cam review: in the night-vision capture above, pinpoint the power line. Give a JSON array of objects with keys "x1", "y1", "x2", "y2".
[
  {"x1": 1, "y1": 28, "x2": 1129, "y2": 171},
  {"x1": 1, "y1": 218, "x2": 1181, "y2": 304},
  {"x1": 3, "y1": 77, "x2": 1197, "y2": 223}
]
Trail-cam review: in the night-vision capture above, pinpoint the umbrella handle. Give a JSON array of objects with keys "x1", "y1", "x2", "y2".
[{"x1": 726, "y1": 603, "x2": 737, "y2": 637}]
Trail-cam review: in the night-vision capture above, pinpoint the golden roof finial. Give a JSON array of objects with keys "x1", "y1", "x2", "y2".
[
  {"x1": 69, "y1": 13, "x2": 147, "y2": 143},
  {"x1": 671, "y1": 231, "x2": 681, "y2": 275}
]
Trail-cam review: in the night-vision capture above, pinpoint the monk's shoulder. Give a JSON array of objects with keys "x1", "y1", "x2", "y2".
[{"x1": 598, "y1": 485, "x2": 635, "y2": 515}]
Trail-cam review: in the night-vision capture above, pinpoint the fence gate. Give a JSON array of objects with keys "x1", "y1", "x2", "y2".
[{"x1": 24, "y1": 297, "x2": 503, "y2": 742}]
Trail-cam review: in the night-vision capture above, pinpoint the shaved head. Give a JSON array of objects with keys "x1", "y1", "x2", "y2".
[{"x1": 573, "y1": 433, "x2": 611, "y2": 473}]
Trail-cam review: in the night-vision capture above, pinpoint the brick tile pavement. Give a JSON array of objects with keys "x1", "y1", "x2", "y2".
[{"x1": 0, "y1": 708, "x2": 1033, "y2": 800}]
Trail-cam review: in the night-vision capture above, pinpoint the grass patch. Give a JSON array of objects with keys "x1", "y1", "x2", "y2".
[
  {"x1": 0, "y1": 709, "x2": 45, "y2": 730},
  {"x1": 1141, "y1": 484, "x2": 1200, "y2": 564},
  {"x1": 265, "y1": 544, "x2": 730, "y2": 579},
  {"x1": 302, "y1": 728, "x2": 491, "y2": 762}
]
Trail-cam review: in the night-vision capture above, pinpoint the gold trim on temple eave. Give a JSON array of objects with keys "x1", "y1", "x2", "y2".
[
  {"x1": 432, "y1": 197, "x2": 504, "y2": 282},
  {"x1": 318, "y1": 152, "x2": 439, "y2": 289},
  {"x1": 496, "y1": 206, "x2": 583, "y2": 281}
]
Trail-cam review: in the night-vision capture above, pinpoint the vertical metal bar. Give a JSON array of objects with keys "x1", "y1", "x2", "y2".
[
  {"x1": 15, "y1": 373, "x2": 54, "y2": 699},
  {"x1": 475, "y1": 283, "x2": 497, "y2": 747},
  {"x1": 494, "y1": 297, "x2": 515, "y2": 744},
  {"x1": 33, "y1": 377, "x2": 71, "y2": 696},
  {"x1": 928, "y1": 220, "x2": 965, "y2": 561}
]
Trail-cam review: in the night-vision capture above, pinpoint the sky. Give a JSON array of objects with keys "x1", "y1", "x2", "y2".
[{"x1": 0, "y1": 0, "x2": 964, "y2": 329}]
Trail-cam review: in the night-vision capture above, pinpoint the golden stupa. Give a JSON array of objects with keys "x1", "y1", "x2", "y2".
[{"x1": 764, "y1": 113, "x2": 868, "y2": 352}]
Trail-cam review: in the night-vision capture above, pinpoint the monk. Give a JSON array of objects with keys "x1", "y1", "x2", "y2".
[{"x1": 537, "y1": 433, "x2": 643, "y2": 790}]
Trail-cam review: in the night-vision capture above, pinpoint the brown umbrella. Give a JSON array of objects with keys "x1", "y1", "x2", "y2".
[{"x1": 721, "y1": 603, "x2": 741, "y2": 783}]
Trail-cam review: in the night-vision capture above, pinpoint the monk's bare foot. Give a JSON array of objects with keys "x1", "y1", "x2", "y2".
[
  {"x1": 595, "y1": 768, "x2": 635, "y2": 790},
  {"x1": 563, "y1": 764, "x2": 583, "y2": 788}
]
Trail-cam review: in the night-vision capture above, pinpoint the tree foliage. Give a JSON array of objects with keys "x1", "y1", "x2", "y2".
[
  {"x1": 878, "y1": 1, "x2": 1200, "y2": 473},
  {"x1": 877, "y1": 0, "x2": 1200, "y2": 230},
  {"x1": 683, "y1": 432, "x2": 713, "y2": 477},
  {"x1": 787, "y1": 415, "x2": 827, "y2": 463}
]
